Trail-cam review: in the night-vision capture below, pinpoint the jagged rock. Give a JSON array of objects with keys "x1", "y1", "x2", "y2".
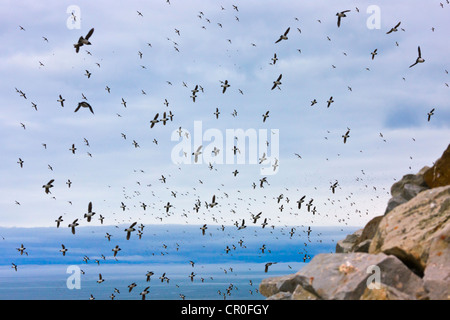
[
  {"x1": 369, "y1": 185, "x2": 450, "y2": 275},
  {"x1": 360, "y1": 284, "x2": 415, "y2": 300},
  {"x1": 336, "y1": 229, "x2": 362, "y2": 253},
  {"x1": 292, "y1": 252, "x2": 426, "y2": 300},
  {"x1": 259, "y1": 274, "x2": 305, "y2": 298},
  {"x1": 266, "y1": 292, "x2": 292, "y2": 300},
  {"x1": 390, "y1": 169, "x2": 429, "y2": 197},
  {"x1": 359, "y1": 216, "x2": 383, "y2": 242},
  {"x1": 385, "y1": 196, "x2": 408, "y2": 215},
  {"x1": 423, "y1": 224, "x2": 450, "y2": 300},
  {"x1": 423, "y1": 144, "x2": 450, "y2": 188},
  {"x1": 353, "y1": 239, "x2": 372, "y2": 253},
  {"x1": 292, "y1": 285, "x2": 320, "y2": 300},
  {"x1": 385, "y1": 167, "x2": 430, "y2": 214}
]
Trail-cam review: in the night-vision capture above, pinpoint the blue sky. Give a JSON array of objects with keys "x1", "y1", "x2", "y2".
[{"x1": 0, "y1": 0, "x2": 449, "y2": 229}]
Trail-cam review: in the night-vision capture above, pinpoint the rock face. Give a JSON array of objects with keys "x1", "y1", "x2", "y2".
[
  {"x1": 369, "y1": 185, "x2": 450, "y2": 275},
  {"x1": 259, "y1": 253, "x2": 427, "y2": 300},
  {"x1": 336, "y1": 229, "x2": 363, "y2": 253},
  {"x1": 335, "y1": 216, "x2": 383, "y2": 254},
  {"x1": 423, "y1": 144, "x2": 450, "y2": 188},
  {"x1": 385, "y1": 166, "x2": 430, "y2": 214},
  {"x1": 260, "y1": 145, "x2": 450, "y2": 300},
  {"x1": 423, "y1": 224, "x2": 450, "y2": 300}
]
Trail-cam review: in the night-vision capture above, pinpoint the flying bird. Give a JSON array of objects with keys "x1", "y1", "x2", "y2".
[
  {"x1": 150, "y1": 113, "x2": 159, "y2": 128},
  {"x1": 60, "y1": 244, "x2": 68, "y2": 256},
  {"x1": 264, "y1": 262, "x2": 277, "y2": 273},
  {"x1": 427, "y1": 108, "x2": 435, "y2": 122},
  {"x1": 386, "y1": 21, "x2": 401, "y2": 34},
  {"x1": 57, "y1": 95, "x2": 65, "y2": 107},
  {"x1": 271, "y1": 74, "x2": 282, "y2": 90},
  {"x1": 336, "y1": 10, "x2": 351, "y2": 27},
  {"x1": 125, "y1": 222, "x2": 137, "y2": 240},
  {"x1": 74, "y1": 28, "x2": 94, "y2": 53},
  {"x1": 409, "y1": 46, "x2": 425, "y2": 68},
  {"x1": 342, "y1": 130, "x2": 350, "y2": 144},
  {"x1": 275, "y1": 27, "x2": 290, "y2": 43},
  {"x1": 327, "y1": 96, "x2": 334, "y2": 108},
  {"x1": 192, "y1": 145, "x2": 202, "y2": 163},
  {"x1": 84, "y1": 202, "x2": 96, "y2": 222},
  {"x1": 371, "y1": 49, "x2": 378, "y2": 60},
  {"x1": 68, "y1": 219, "x2": 79, "y2": 235},
  {"x1": 74, "y1": 102, "x2": 94, "y2": 114},
  {"x1": 42, "y1": 179, "x2": 54, "y2": 194},
  {"x1": 221, "y1": 80, "x2": 230, "y2": 93}
]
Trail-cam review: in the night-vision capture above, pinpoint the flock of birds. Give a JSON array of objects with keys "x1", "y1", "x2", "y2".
[{"x1": 5, "y1": 1, "x2": 448, "y2": 300}]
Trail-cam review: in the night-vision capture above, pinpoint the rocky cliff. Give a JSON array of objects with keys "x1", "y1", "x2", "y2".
[{"x1": 260, "y1": 144, "x2": 450, "y2": 300}]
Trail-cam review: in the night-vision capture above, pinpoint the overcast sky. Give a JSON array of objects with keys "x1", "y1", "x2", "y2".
[{"x1": 0, "y1": 0, "x2": 449, "y2": 229}]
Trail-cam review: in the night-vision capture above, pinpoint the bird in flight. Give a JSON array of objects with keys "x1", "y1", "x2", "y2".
[
  {"x1": 150, "y1": 113, "x2": 159, "y2": 128},
  {"x1": 342, "y1": 129, "x2": 350, "y2": 144},
  {"x1": 84, "y1": 202, "x2": 96, "y2": 222},
  {"x1": 327, "y1": 96, "x2": 334, "y2": 108},
  {"x1": 125, "y1": 222, "x2": 137, "y2": 240},
  {"x1": 192, "y1": 145, "x2": 202, "y2": 163},
  {"x1": 427, "y1": 108, "x2": 435, "y2": 122},
  {"x1": 409, "y1": 46, "x2": 425, "y2": 68},
  {"x1": 200, "y1": 224, "x2": 207, "y2": 235},
  {"x1": 271, "y1": 53, "x2": 278, "y2": 65},
  {"x1": 371, "y1": 49, "x2": 378, "y2": 60},
  {"x1": 57, "y1": 95, "x2": 65, "y2": 107},
  {"x1": 74, "y1": 102, "x2": 94, "y2": 114},
  {"x1": 112, "y1": 245, "x2": 121, "y2": 257},
  {"x1": 386, "y1": 21, "x2": 401, "y2": 34},
  {"x1": 60, "y1": 244, "x2": 68, "y2": 256},
  {"x1": 221, "y1": 80, "x2": 230, "y2": 93},
  {"x1": 42, "y1": 179, "x2": 54, "y2": 194},
  {"x1": 74, "y1": 28, "x2": 94, "y2": 53},
  {"x1": 336, "y1": 10, "x2": 351, "y2": 27},
  {"x1": 68, "y1": 219, "x2": 79, "y2": 235},
  {"x1": 275, "y1": 27, "x2": 290, "y2": 43},
  {"x1": 271, "y1": 74, "x2": 282, "y2": 90},
  {"x1": 264, "y1": 262, "x2": 277, "y2": 273}
]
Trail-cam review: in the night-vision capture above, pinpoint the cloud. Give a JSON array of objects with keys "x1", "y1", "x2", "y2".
[{"x1": 0, "y1": 0, "x2": 448, "y2": 230}]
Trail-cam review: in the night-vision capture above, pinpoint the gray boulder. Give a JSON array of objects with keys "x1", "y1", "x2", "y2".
[
  {"x1": 336, "y1": 229, "x2": 363, "y2": 253},
  {"x1": 292, "y1": 252, "x2": 427, "y2": 300},
  {"x1": 423, "y1": 224, "x2": 450, "y2": 300}
]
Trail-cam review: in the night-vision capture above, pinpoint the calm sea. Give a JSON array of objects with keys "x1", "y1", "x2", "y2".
[{"x1": 0, "y1": 224, "x2": 358, "y2": 300}]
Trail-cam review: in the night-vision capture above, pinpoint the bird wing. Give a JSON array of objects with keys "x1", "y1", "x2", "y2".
[{"x1": 85, "y1": 28, "x2": 94, "y2": 40}]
